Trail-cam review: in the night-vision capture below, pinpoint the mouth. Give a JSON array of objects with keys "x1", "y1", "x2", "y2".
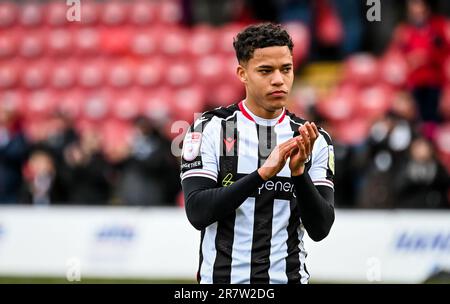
[{"x1": 268, "y1": 90, "x2": 287, "y2": 97}]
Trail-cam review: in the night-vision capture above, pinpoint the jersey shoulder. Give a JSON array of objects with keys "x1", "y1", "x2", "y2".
[{"x1": 190, "y1": 104, "x2": 240, "y2": 133}]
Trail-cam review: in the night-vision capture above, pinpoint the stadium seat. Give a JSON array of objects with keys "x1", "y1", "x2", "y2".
[
  {"x1": 47, "y1": 29, "x2": 73, "y2": 57},
  {"x1": 195, "y1": 55, "x2": 225, "y2": 87},
  {"x1": 79, "y1": 1, "x2": 100, "y2": 26},
  {"x1": 343, "y1": 53, "x2": 379, "y2": 87},
  {"x1": 82, "y1": 90, "x2": 112, "y2": 121},
  {"x1": 0, "y1": 2, "x2": 17, "y2": 28},
  {"x1": 135, "y1": 58, "x2": 165, "y2": 88},
  {"x1": 158, "y1": 1, "x2": 183, "y2": 25},
  {"x1": 130, "y1": 29, "x2": 160, "y2": 57},
  {"x1": 160, "y1": 28, "x2": 188, "y2": 57},
  {"x1": 282, "y1": 22, "x2": 310, "y2": 68},
  {"x1": 0, "y1": 61, "x2": 20, "y2": 89},
  {"x1": 0, "y1": 90, "x2": 23, "y2": 115},
  {"x1": 332, "y1": 119, "x2": 370, "y2": 146},
  {"x1": 101, "y1": 27, "x2": 132, "y2": 55},
  {"x1": 18, "y1": 2, "x2": 43, "y2": 27},
  {"x1": 74, "y1": 28, "x2": 101, "y2": 56},
  {"x1": 379, "y1": 51, "x2": 409, "y2": 88},
  {"x1": 165, "y1": 61, "x2": 193, "y2": 88},
  {"x1": 50, "y1": 60, "x2": 77, "y2": 90},
  {"x1": 77, "y1": 59, "x2": 105, "y2": 89},
  {"x1": 57, "y1": 89, "x2": 85, "y2": 120},
  {"x1": 99, "y1": 119, "x2": 134, "y2": 163},
  {"x1": 187, "y1": 25, "x2": 218, "y2": 57},
  {"x1": 19, "y1": 30, "x2": 45, "y2": 58},
  {"x1": 22, "y1": 61, "x2": 50, "y2": 90},
  {"x1": 112, "y1": 90, "x2": 142, "y2": 121},
  {"x1": 171, "y1": 86, "x2": 205, "y2": 122},
  {"x1": 0, "y1": 32, "x2": 17, "y2": 58},
  {"x1": 106, "y1": 60, "x2": 134, "y2": 89},
  {"x1": 129, "y1": 0, "x2": 157, "y2": 26},
  {"x1": 443, "y1": 55, "x2": 450, "y2": 84},
  {"x1": 316, "y1": 85, "x2": 357, "y2": 122},
  {"x1": 355, "y1": 85, "x2": 393, "y2": 121},
  {"x1": 45, "y1": 1, "x2": 68, "y2": 27},
  {"x1": 140, "y1": 88, "x2": 172, "y2": 124},
  {"x1": 100, "y1": 1, "x2": 129, "y2": 26},
  {"x1": 208, "y1": 83, "x2": 244, "y2": 108},
  {"x1": 218, "y1": 23, "x2": 245, "y2": 55},
  {"x1": 24, "y1": 90, "x2": 57, "y2": 119}
]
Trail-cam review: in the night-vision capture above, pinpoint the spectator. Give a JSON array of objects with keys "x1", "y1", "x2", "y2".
[{"x1": 0, "y1": 104, "x2": 29, "y2": 204}]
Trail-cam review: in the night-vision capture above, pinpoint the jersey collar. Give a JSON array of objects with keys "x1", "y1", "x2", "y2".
[{"x1": 238, "y1": 100, "x2": 286, "y2": 126}]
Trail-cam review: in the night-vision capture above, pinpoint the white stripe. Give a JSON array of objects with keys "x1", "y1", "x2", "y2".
[
  {"x1": 297, "y1": 225, "x2": 310, "y2": 283},
  {"x1": 268, "y1": 199, "x2": 290, "y2": 283},
  {"x1": 236, "y1": 114, "x2": 259, "y2": 173},
  {"x1": 275, "y1": 122, "x2": 295, "y2": 178},
  {"x1": 230, "y1": 197, "x2": 255, "y2": 284},
  {"x1": 200, "y1": 222, "x2": 218, "y2": 284}
]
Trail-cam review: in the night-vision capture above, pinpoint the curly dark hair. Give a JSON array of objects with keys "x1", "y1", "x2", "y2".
[{"x1": 233, "y1": 23, "x2": 294, "y2": 64}]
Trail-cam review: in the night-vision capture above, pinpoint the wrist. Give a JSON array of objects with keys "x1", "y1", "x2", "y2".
[
  {"x1": 257, "y1": 168, "x2": 270, "y2": 181},
  {"x1": 291, "y1": 165, "x2": 305, "y2": 177}
]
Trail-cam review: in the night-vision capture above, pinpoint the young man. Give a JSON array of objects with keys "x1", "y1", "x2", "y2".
[{"x1": 181, "y1": 23, "x2": 335, "y2": 284}]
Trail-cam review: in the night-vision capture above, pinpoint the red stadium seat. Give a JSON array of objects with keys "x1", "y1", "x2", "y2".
[
  {"x1": 106, "y1": 60, "x2": 134, "y2": 89},
  {"x1": 443, "y1": 55, "x2": 450, "y2": 84},
  {"x1": 343, "y1": 53, "x2": 379, "y2": 87},
  {"x1": 0, "y1": 90, "x2": 24, "y2": 115},
  {"x1": 79, "y1": 1, "x2": 100, "y2": 26},
  {"x1": 141, "y1": 88, "x2": 172, "y2": 125},
  {"x1": 332, "y1": 119, "x2": 370, "y2": 146},
  {"x1": 135, "y1": 58, "x2": 165, "y2": 88},
  {"x1": 19, "y1": 30, "x2": 45, "y2": 58},
  {"x1": 112, "y1": 90, "x2": 142, "y2": 121},
  {"x1": 100, "y1": 120, "x2": 133, "y2": 163},
  {"x1": 47, "y1": 29, "x2": 73, "y2": 57},
  {"x1": 171, "y1": 86, "x2": 205, "y2": 122},
  {"x1": 379, "y1": 51, "x2": 409, "y2": 88},
  {"x1": 282, "y1": 22, "x2": 310, "y2": 67},
  {"x1": 195, "y1": 55, "x2": 225, "y2": 87},
  {"x1": 82, "y1": 90, "x2": 112, "y2": 121},
  {"x1": 0, "y1": 60, "x2": 20, "y2": 89},
  {"x1": 18, "y1": 3, "x2": 43, "y2": 27},
  {"x1": 160, "y1": 28, "x2": 188, "y2": 57},
  {"x1": 218, "y1": 23, "x2": 246, "y2": 55},
  {"x1": 77, "y1": 59, "x2": 105, "y2": 89},
  {"x1": 101, "y1": 27, "x2": 132, "y2": 55},
  {"x1": 50, "y1": 60, "x2": 77, "y2": 90},
  {"x1": 165, "y1": 61, "x2": 193, "y2": 88},
  {"x1": 22, "y1": 61, "x2": 50, "y2": 90},
  {"x1": 45, "y1": 1, "x2": 68, "y2": 27},
  {"x1": 158, "y1": 1, "x2": 183, "y2": 25},
  {"x1": 444, "y1": 20, "x2": 450, "y2": 45},
  {"x1": 100, "y1": 1, "x2": 129, "y2": 26},
  {"x1": 0, "y1": 32, "x2": 18, "y2": 58},
  {"x1": 24, "y1": 90, "x2": 57, "y2": 119},
  {"x1": 187, "y1": 25, "x2": 218, "y2": 57},
  {"x1": 57, "y1": 89, "x2": 85, "y2": 120},
  {"x1": 355, "y1": 85, "x2": 393, "y2": 121},
  {"x1": 74, "y1": 28, "x2": 101, "y2": 56},
  {"x1": 129, "y1": 0, "x2": 157, "y2": 26},
  {"x1": 208, "y1": 83, "x2": 244, "y2": 108},
  {"x1": 316, "y1": 85, "x2": 357, "y2": 122},
  {"x1": 130, "y1": 29, "x2": 160, "y2": 57},
  {"x1": 0, "y1": 2, "x2": 17, "y2": 28}
]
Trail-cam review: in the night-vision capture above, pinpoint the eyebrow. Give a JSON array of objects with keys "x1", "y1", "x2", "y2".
[{"x1": 256, "y1": 63, "x2": 293, "y2": 69}]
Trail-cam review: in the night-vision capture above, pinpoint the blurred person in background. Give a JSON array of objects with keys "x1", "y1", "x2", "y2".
[
  {"x1": 388, "y1": 0, "x2": 448, "y2": 137},
  {"x1": 0, "y1": 103, "x2": 29, "y2": 204},
  {"x1": 19, "y1": 147, "x2": 67, "y2": 205},
  {"x1": 62, "y1": 129, "x2": 112, "y2": 205},
  {"x1": 393, "y1": 136, "x2": 450, "y2": 208},
  {"x1": 114, "y1": 116, "x2": 179, "y2": 206}
]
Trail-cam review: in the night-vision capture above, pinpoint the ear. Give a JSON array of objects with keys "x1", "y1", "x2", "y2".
[{"x1": 236, "y1": 64, "x2": 247, "y2": 84}]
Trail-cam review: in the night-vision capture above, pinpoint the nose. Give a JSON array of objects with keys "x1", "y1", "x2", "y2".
[{"x1": 270, "y1": 70, "x2": 284, "y2": 86}]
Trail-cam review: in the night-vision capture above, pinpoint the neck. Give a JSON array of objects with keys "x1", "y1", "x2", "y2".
[{"x1": 244, "y1": 98, "x2": 283, "y2": 120}]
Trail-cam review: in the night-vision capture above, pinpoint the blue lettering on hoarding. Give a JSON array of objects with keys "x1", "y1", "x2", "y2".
[
  {"x1": 395, "y1": 232, "x2": 450, "y2": 252},
  {"x1": 96, "y1": 225, "x2": 135, "y2": 243}
]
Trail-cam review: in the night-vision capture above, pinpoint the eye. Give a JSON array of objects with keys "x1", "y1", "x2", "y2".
[
  {"x1": 259, "y1": 69, "x2": 271, "y2": 74},
  {"x1": 282, "y1": 67, "x2": 292, "y2": 73}
]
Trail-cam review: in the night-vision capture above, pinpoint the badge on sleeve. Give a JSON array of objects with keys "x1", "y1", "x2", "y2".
[
  {"x1": 182, "y1": 132, "x2": 202, "y2": 161},
  {"x1": 328, "y1": 145, "x2": 335, "y2": 175}
]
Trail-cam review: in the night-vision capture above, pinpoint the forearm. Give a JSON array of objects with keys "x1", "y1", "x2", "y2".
[
  {"x1": 182, "y1": 171, "x2": 265, "y2": 230},
  {"x1": 292, "y1": 173, "x2": 335, "y2": 242}
]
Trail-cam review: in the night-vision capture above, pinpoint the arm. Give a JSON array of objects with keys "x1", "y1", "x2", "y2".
[
  {"x1": 182, "y1": 171, "x2": 264, "y2": 230},
  {"x1": 292, "y1": 174, "x2": 335, "y2": 242}
]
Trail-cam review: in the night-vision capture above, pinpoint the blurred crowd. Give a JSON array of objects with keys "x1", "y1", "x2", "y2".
[{"x1": 0, "y1": 0, "x2": 450, "y2": 208}]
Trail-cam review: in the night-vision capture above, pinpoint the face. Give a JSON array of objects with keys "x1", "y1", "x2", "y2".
[{"x1": 237, "y1": 46, "x2": 294, "y2": 113}]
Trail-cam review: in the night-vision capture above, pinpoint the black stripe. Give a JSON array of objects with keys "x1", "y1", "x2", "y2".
[
  {"x1": 285, "y1": 199, "x2": 301, "y2": 283},
  {"x1": 250, "y1": 124, "x2": 276, "y2": 283},
  {"x1": 213, "y1": 116, "x2": 239, "y2": 283},
  {"x1": 197, "y1": 229, "x2": 205, "y2": 283}
]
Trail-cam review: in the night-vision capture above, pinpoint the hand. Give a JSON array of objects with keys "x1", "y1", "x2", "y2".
[
  {"x1": 258, "y1": 138, "x2": 298, "y2": 181},
  {"x1": 289, "y1": 122, "x2": 319, "y2": 176}
]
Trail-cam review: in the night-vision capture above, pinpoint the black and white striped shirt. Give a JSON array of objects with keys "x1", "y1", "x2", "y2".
[{"x1": 181, "y1": 101, "x2": 335, "y2": 284}]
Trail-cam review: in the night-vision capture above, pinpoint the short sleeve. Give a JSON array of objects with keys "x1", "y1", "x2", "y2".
[
  {"x1": 308, "y1": 130, "x2": 335, "y2": 190},
  {"x1": 180, "y1": 118, "x2": 219, "y2": 182}
]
